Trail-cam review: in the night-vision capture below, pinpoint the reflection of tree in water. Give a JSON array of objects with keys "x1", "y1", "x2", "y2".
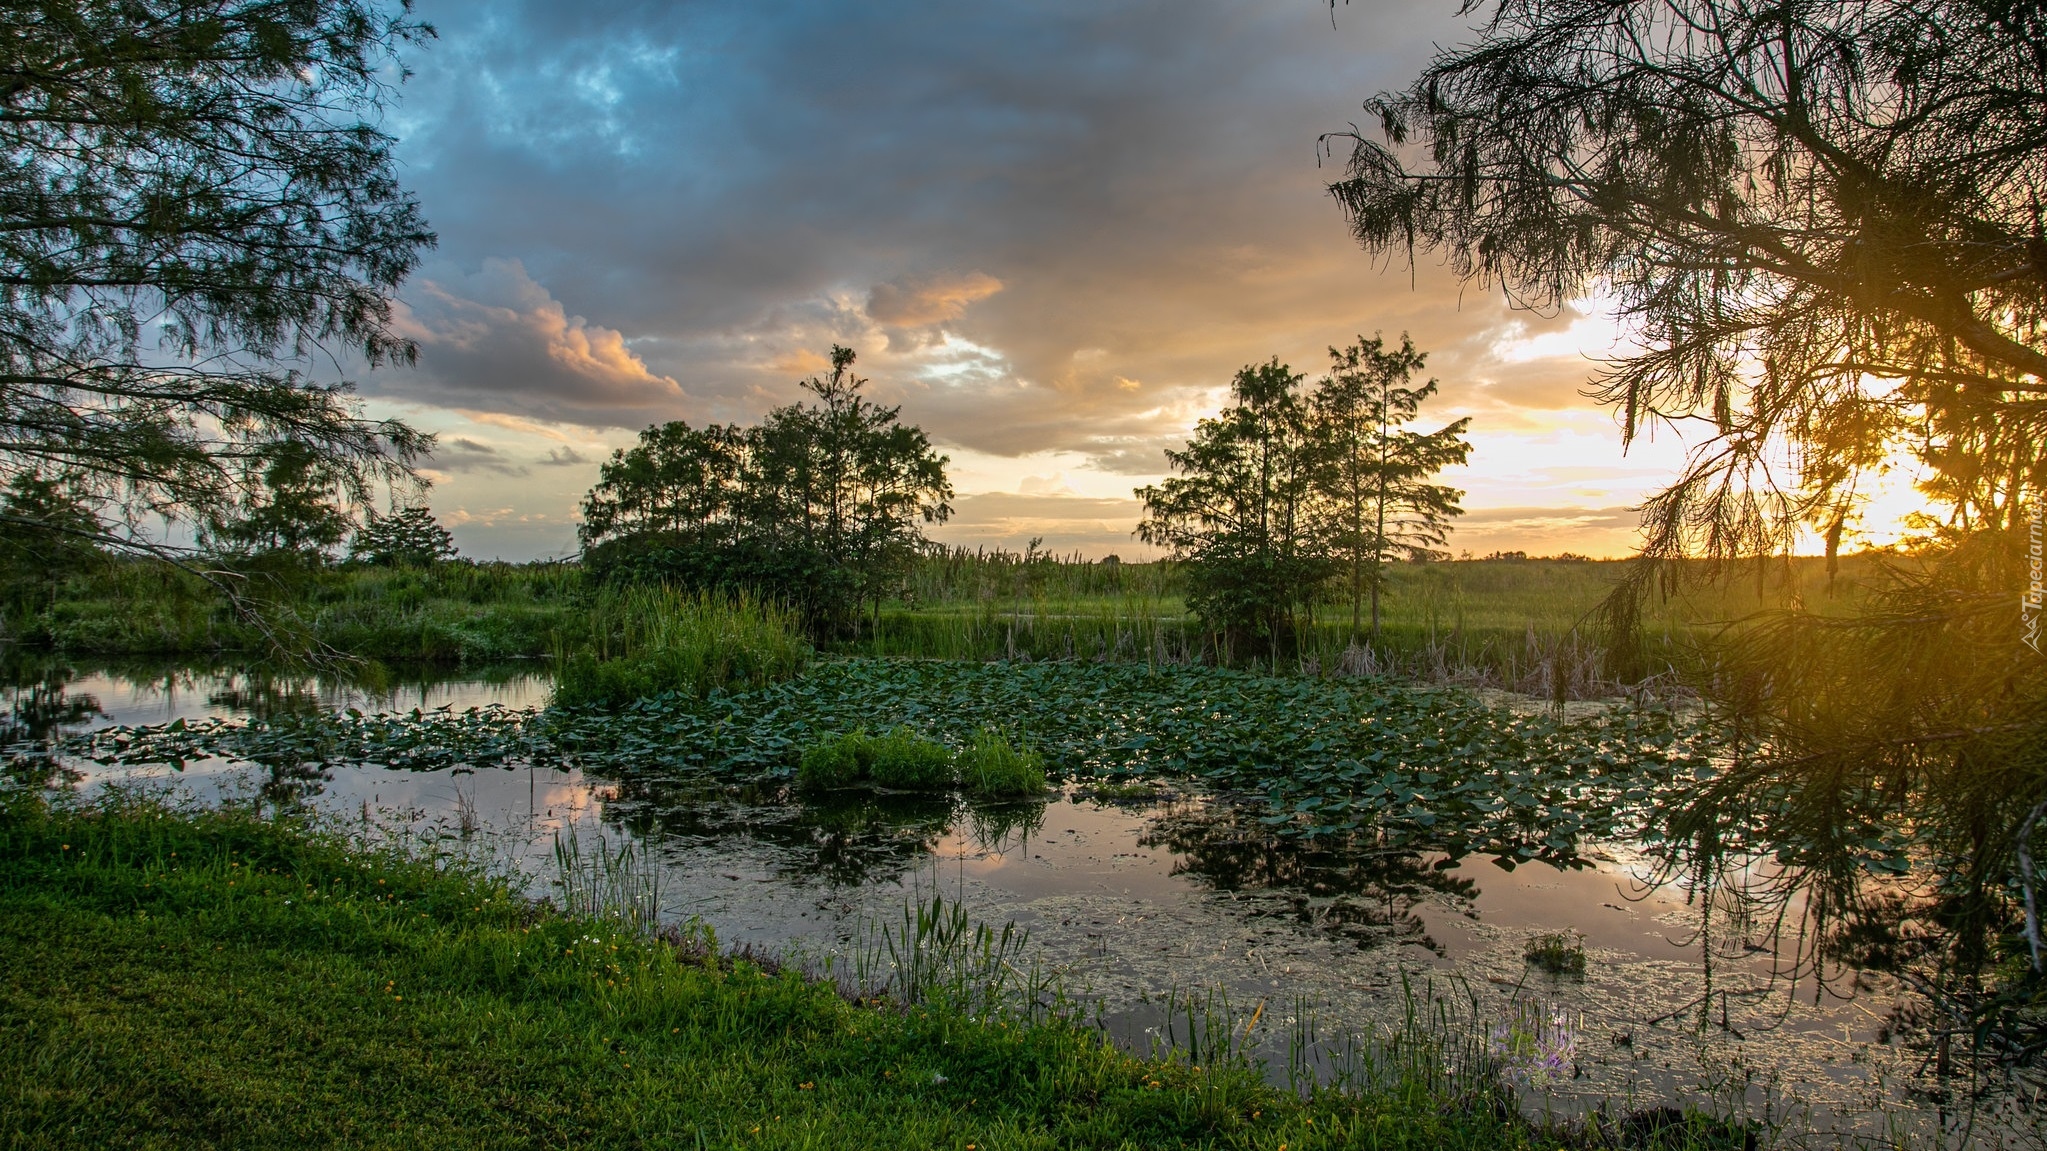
[
  {"x1": 598, "y1": 775, "x2": 1049, "y2": 889},
  {"x1": 1141, "y1": 803, "x2": 1477, "y2": 954},
  {"x1": 0, "y1": 661, "x2": 99, "y2": 787}
]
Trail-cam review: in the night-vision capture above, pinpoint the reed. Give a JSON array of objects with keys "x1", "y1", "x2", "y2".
[{"x1": 550, "y1": 587, "x2": 810, "y2": 709}]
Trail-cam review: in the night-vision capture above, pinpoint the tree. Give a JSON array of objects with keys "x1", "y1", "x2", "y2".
[
  {"x1": 350, "y1": 505, "x2": 457, "y2": 566},
  {"x1": 1313, "y1": 334, "x2": 1470, "y2": 641},
  {"x1": 0, "y1": 472, "x2": 103, "y2": 604},
  {"x1": 1324, "y1": 0, "x2": 2047, "y2": 565},
  {"x1": 1325, "y1": 0, "x2": 2047, "y2": 1039},
  {"x1": 1137, "y1": 360, "x2": 1335, "y2": 660},
  {"x1": 0, "y1": 1, "x2": 436, "y2": 545},
  {"x1": 578, "y1": 422, "x2": 746, "y2": 545},
  {"x1": 580, "y1": 347, "x2": 953, "y2": 633},
  {"x1": 202, "y1": 440, "x2": 355, "y2": 561}
]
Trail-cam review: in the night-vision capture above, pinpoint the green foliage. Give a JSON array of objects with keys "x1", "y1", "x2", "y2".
[
  {"x1": 0, "y1": 0, "x2": 435, "y2": 545},
  {"x1": 0, "y1": 473, "x2": 103, "y2": 598},
  {"x1": 580, "y1": 346, "x2": 952, "y2": 635},
  {"x1": 1522, "y1": 932, "x2": 1587, "y2": 977},
  {"x1": 201, "y1": 439, "x2": 358, "y2": 562},
  {"x1": 1314, "y1": 334, "x2": 1472, "y2": 639},
  {"x1": 350, "y1": 505, "x2": 459, "y2": 566},
  {"x1": 799, "y1": 726, "x2": 1046, "y2": 796},
  {"x1": 1139, "y1": 344, "x2": 1469, "y2": 655},
  {"x1": 551, "y1": 588, "x2": 810, "y2": 710},
  {"x1": 0, "y1": 797, "x2": 1716, "y2": 1150},
  {"x1": 1138, "y1": 360, "x2": 1335, "y2": 657},
  {"x1": 796, "y1": 731, "x2": 869, "y2": 789},
  {"x1": 861, "y1": 727, "x2": 956, "y2": 790},
  {"x1": 1654, "y1": 532, "x2": 2047, "y2": 1043},
  {"x1": 956, "y1": 725, "x2": 1048, "y2": 797}
]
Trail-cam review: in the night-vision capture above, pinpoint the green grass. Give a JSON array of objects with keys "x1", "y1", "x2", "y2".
[
  {"x1": 3, "y1": 557, "x2": 590, "y2": 661},
  {"x1": 0, "y1": 794, "x2": 1721, "y2": 1150}
]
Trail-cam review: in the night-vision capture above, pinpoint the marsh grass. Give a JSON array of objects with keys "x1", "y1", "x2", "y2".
[
  {"x1": 550, "y1": 587, "x2": 809, "y2": 709},
  {"x1": 955, "y1": 725, "x2": 1048, "y2": 796},
  {"x1": 861, "y1": 727, "x2": 956, "y2": 790},
  {"x1": 852, "y1": 554, "x2": 1886, "y2": 696},
  {"x1": 552, "y1": 830, "x2": 664, "y2": 933},
  {"x1": 797, "y1": 725, "x2": 1046, "y2": 796}
]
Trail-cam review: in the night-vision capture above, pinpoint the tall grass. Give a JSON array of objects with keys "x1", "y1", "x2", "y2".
[
  {"x1": 550, "y1": 587, "x2": 809, "y2": 709},
  {"x1": 552, "y1": 830, "x2": 665, "y2": 932}
]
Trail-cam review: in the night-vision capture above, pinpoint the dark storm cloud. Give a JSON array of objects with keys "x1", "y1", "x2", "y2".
[{"x1": 363, "y1": 0, "x2": 1499, "y2": 453}]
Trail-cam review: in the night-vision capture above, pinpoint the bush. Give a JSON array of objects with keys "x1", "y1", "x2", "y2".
[{"x1": 956, "y1": 725, "x2": 1048, "y2": 797}]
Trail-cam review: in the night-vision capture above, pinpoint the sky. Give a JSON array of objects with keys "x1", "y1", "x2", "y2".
[{"x1": 352, "y1": 0, "x2": 1712, "y2": 562}]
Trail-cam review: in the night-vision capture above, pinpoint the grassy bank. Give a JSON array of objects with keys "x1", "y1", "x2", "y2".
[{"x1": 0, "y1": 795, "x2": 1753, "y2": 1150}]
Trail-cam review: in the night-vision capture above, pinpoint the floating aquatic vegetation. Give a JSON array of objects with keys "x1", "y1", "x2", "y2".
[{"x1": 76, "y1": 658, "x2": 1719, "y2": 867}]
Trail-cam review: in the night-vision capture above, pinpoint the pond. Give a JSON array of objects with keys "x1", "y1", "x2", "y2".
[{"x1": 5, "y1": 656, "x2": 2037, "y2": 1147}]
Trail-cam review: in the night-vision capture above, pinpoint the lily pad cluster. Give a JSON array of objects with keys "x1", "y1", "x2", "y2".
[{"x1": 77, "y1": 659, "x2": 1718, "y2": 866}]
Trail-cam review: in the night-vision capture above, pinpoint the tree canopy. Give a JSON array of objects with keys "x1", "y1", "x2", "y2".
[
  {"x1": 1138, "y1": 341, "x2": 1469, "y2": 653},
  {"x1": 0, "y1": 1, "x2": 437, "y2": 548},
  {"x1": 1314, "y1": 335, "x2": 1471, "y2": 639},
  {"x1": 350, "y1": 504, "x2": 457, "y2": 567},
  {"x1": 1139, "y1": 360, "x2": 1333, "y2": 657},
  {"x1": 580, "y1": 347, "x2": 953, "y2": 632},
  {"x1": 1326, "y1": 0, "x2": 2047, "y2": 561}
]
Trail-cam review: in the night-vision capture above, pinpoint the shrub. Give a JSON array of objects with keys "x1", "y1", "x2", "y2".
[{"x1": 956, "y1": 725, "x2": 1047, "y2": 797}]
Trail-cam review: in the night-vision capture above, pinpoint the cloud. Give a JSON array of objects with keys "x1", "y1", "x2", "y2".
[
  {"x1": 932, "y1": 491, "x2": 1158, "y2": 559},
  {"x1": 373, "y1": 258, "x2": 691, "y2": 429},
  {"x1": 867, "y1": 272, "x2": 1004, "y2": 345},
  {"x1": 1449, "y1": 505, "x2": 1644, "y2": 558},
  {"x1": 428, "y1": 436, "x2": 532, "y2": 477},
  {"x1": 540, "y1": 445, "x2": 592, "y2": 467},
  {"x1": 343, "y1": 0, "x2": 1688, "y2": 558}
]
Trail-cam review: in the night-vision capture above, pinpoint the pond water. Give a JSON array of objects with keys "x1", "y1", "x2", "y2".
[{"x1": 5, "y1": 658, "x2": 2038, "y2": 1147}]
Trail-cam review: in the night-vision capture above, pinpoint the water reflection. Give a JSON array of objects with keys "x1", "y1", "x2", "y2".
[
  {"x1": 1142, "y1": 803, "x2": 1477, "y2": 954},
  {"x1": 601, "y1": 778, "x2": 1051, "y2": 890},
  {"x1": 0, "y1": 660, "x2": 100, "y2": 787}
]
